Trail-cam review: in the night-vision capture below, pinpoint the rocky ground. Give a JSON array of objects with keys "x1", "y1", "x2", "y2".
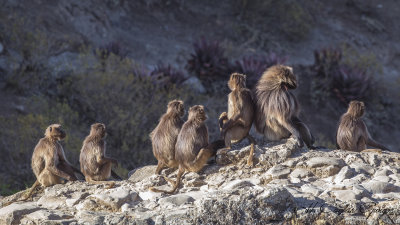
[{"x1": 1, "y1": 139, "x2": 400, "y2": 224}]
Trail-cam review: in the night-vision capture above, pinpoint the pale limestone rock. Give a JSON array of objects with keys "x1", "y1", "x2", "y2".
[
  {"x1": 362, "y1": 180, "x2": 400, "y2": 194},
  {"x1": 221, "y1": 179, "x2": 255, "y2": 190},
  {"x1": 1, "y1": 139, "x2": 400, "y2": 224},
  {"x1": 306, "y1": 157, "x2": 345, "y2": 168},
  {"x1": 301, "y1": 184, "x2": 323, "y2": 196},
  {"x1": 350, "y1": 162, "x2": 375, "y2": 175},
  {"x1": 334, "y1": 166, "x2": 355, "y2": 184},
  {"x1": 266, "y1": 165, "x2": 291, "y2": 179},
  {"x1": 158, "y1": 194, "x2": 195, "y2": 206},
  {"x1": 290, "y1": 168, "x2": 313, "y2": 179},
  {"x1": 0, "y1": 202, "x2": 39, "y2": 225}
]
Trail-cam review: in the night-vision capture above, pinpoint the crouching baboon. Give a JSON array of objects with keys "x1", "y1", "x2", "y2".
[
  {"x1": 336, "y1": 101, "x2": 389, "y2": 152},
  {"x1": 150, "y1": 100, "x2": 185, "y2": 175},
  {"x1": 218, "y1": 73, "x2": 256, "y2": 166},
  {"x1": 150, "y1": 105, "x2": 224, "y2": 194},
  {"x1": 254, "y1": 65, "x2": 315, "y2": 148},
  {"x1": 80, "y1": 123, "x2": 120, "y2": 188},
  {"x1": 22, "y1": 124, "x2": 81, "y2": 201}
]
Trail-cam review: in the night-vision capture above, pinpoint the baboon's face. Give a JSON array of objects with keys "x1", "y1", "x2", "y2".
[
  {"x1": 278, "y1": 66, "x2": 297, "y2": 90},
  {"x1": 168, "y1": 100, "x2": 185, "y2": 117},
  {"x1": 91, "y1": 123, "x2": 106, "y2": 138},
  {"x1": 228, "y1": 73, "x2": 246, "y2": 90},
  {"x1": 189, "y1": 105, "x2": 207, "y2": 121},
  {"x1": 348, "y1": 101, "x2": 365, "y2": 117},
  {"x1": 47, "y1": 124, "x2": 66, "y2": 140}
]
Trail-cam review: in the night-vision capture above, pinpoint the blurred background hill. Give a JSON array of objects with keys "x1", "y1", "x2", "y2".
[{"x1": 0, "y1": 0, "x2": 399, "y2": 195}]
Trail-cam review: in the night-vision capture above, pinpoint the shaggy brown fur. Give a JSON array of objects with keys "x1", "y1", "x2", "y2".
[
  {"x1": 22, "y1": 124, "x2": 79, "y2": 201},
  {"x1": 336, "y1": 101, "x2": 389, "y2": 152},
  {"x1": 149, "y1": 105, "x2": 224, "y2": 194},
  {"x1": 150, "y1": 100, "x2": 185, "y2": 174},
  {"x1": 80, "y1": 123, "x2": 119, "y2": 188},
  {"x1": 218, "y1": 73, "x2": 256, "y2": 166},
  {"x1": 254, "y1": 65, "x2": 315, "y2": 148}
]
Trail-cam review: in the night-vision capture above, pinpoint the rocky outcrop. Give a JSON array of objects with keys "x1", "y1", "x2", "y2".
[{"x1": 1, "y1": 138, "x2": 400, "y2": 224}]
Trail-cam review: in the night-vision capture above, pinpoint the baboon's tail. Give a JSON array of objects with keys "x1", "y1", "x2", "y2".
[
  {"x1": 19, "y1": 180, "x2": 41, "y2": 202},
  {"x1": 149, "y1": 167, "x2": 185, "y2": 194},
  {"x1": 208, "y1": 139, "x2": 226, "y2": 156}
]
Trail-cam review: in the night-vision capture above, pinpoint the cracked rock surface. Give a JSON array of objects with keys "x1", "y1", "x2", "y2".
[{"x1": 1, "y1": 138, "x2": 400, "y2": 224}]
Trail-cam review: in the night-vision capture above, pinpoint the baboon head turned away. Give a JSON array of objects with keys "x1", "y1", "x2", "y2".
[
  {"x1": 167, "y1": 99, "x2": 185, "y2": 117},
  {"x1": 45, "y1": 124, "x2": 66, "y2": 140},
  {"x1": 89, "y1": 123, "x2": 106, "y2": 139},
  {"x1": 228, "y1": 73, "x2": 247, "y2": 90},
  {"x1": 347, "y1": 100, "x2": 365, "y2": 118}
]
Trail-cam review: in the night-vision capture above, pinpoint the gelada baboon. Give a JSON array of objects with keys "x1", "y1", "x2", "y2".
[
  {"x1": 80, "y1": 123, "x2": 120, "y2": 188},
  {"x1": 150, "y1": 105, "x2": 224, "y2": 194},
  {"x1": 150, "y1": 100, "x2": 185, "y2": 175},
  {"x1": 336, "y1": 101, "x2": 389, "y2": 152},
  {"x1": 22, "y1": 124, "x2": 80, "y2": 200},
  {"x1": 254, "y1": 65, "x2": 315, "y2": 148},
  {"x1": 218, "y1": 73, "x2": 256, "y2": 166}
]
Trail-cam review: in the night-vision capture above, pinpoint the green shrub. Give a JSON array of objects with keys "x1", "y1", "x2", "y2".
[
  {"x1": 0, "y1": 97, "x2": 84, "y2": 193},
  {"x1": 311, "y1": 48, "x2": 376, "y2": 105},
  {"x1": 57, "y1": 54, "x2": 207, "y2": 170}
]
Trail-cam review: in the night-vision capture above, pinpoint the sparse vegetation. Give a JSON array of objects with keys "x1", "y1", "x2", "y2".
[
  {"x1": 150, "y1": 63, "x2": 187, "y2": 88},
  {"x1": 96, "y1": 41, "x2": 128, "y2": 60},
  {"x1": 311, "y1": 48, "x2": 374, "y2": 105},
  {"x1": 0, "y1": 49, "x2": 217, "y2": 195},
  {"x1": 231, "y1": 53, "x2": 287, "y2": 88},
  {"x1": 186, "y1": 37, "x2": 230, "y2": 82}
]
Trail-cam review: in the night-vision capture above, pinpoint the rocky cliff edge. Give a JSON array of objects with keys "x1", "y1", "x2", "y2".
[{"x1": 1, "y1": 138, "x2": 400, "y2": 224}]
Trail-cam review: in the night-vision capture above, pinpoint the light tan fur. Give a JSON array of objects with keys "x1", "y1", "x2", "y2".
[
  {"x1": 22, "y1": 124, "x2": 79, "y2": 201},
  {"x1": 80, "y1": 123, "x2": 118, "y2": 188},
  {"x1": 336, "y1": 101, "x2": 389, "y2": 152},
  {"x1": 149, "y1": 105, "x2": 224, "y2": 194},
  {"x1": 254, "y1": 65, "x2": 315, "y2": 148},
  {"x1": 150, "y1": 100, "x2": 185, "y2": 174},
  {"x1": 218, "y1": 73, "x2": 256, "y2": 166}
]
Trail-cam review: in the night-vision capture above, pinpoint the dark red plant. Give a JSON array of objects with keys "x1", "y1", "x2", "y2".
[
  {"x1": 185, "y1": 37, "x2": 230, "y2": 81},
  {"x1": 150, "y1": 63, "x2": 186, "y2": 87},
  {"x1": 232, "y1": 53, "x2": 288, "y2": 88},
  {"x1": 98, "y1": 41, "x2": 128, "y2": 59},
  {"x1": 312, "y1": 48, "x2": 372, "y2": 104}
]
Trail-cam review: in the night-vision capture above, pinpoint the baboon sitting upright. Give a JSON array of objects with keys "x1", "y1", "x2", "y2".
[
  {"x1": 23, "y1": 124, "x2": 80, "y2": 200},
  {"x1": 218, "y1": 73, "x2": 256, "y2": 166},
  {"x1": 150, "y1": 100, "x2": 185, "y2": 175},
  {"x1": 80, "y1": 123, "x2": 119, "y2": 188},
  {"x1": 336, "y1": 101, "x2": 389, "y2": 152},
  {"x1": 150, "y1": 105, "x2": 224, "y2": 194},
  {"x1": 254, "y1": 65, "x2": 315, "y2": 148}
]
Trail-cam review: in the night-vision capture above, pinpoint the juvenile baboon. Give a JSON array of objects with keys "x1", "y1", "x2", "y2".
[
  {"x1": 218, "y1": 73, "x2": 256, "y2": 166},
  {"x1": 254, "y1": 65, "x2": 315, "y2": 148},
  {"x1": 22, "y1": 124, "x2": 80, "y2": 200},
  {"x1": 80, "y1": 123, "x2": 119, "y2": 188},
  {"x1": 150, "y1": 100, "x2": 185, "y2": 175},
  {"x1": 336, "y1": 101, "x2": 389, "y2": 152},
  {"x1": 149, "y1": 105, "x2": 224, "y2": 194}
]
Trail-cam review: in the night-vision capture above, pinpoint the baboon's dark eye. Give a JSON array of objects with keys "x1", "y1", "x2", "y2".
[{"x1": 49, "y1": 127, "x2": 52, "y2": 132}]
